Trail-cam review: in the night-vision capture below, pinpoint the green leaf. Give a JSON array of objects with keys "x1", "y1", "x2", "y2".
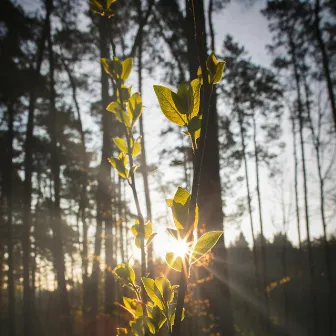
[
  {"x1": 148, "y1": 306, "x2": 166, "y2": 330},
  {"x1": 191, "y1": 231, "x2": 223, "y2": 264},
  {"x1": 155, "y1": 276, "x2": 173, "y2": 305},
  {"x1": 114, "y1": 263, "x2": 135, "y2": 285},
  {"x1": 165, "y1": 199, "x2": 173, "y2": 207},
  {"x1": 113, "y1": 137, "x2": 128, "y2": 153},
  {"x1": 128, "y1": 93, "x2": 143, "y2": 127},
  {"x1": 129, "y1": 165, "x2": 138, "y2": 178},
  {"x1": 206, "y1": 52, "x2": 217, "y2": 75},
  {"x1": 141, "y1": 278, "x2": 164, "y2": 309},
  {"x1": 135, "y1": 236, "x2": 142, "y2": 249},
  {"x1": 190, "y1": 78, "x2": 201, "y2": 117},
  {"x1": 145, "y1": 233, "x2": 157, "y2": 247},
  {"x1": 171, "y1": 187, "x2": 191, "y2": 230},
  {"x1": 119, "y1": 86, "x2": 131, "y2": 101},
  {"x1": 143, "y1": 316, "x2": 156, "y2": 334},
  {"x1": 132, "y1": 139, "x2": 141, "y2": 157},
  {"x1": 173, "y1": 187, "x2": 190, "y2": 205},
  {"x1": 194, "y1": 204, "x2": 199, "y2": 228},
  {"x1": 106, "y1": 101, "x2": 131, "y2": 128},
  {"x1": 144, "y1": 221, "x2": 152, "y2": 239},
  {"x1": 213, "y1": 61, "x2": 225, "y2": 84},
  {"x1": 187, "y1": 115, "x2": 202, "y2": 140},
  {"x1": 153, "y1": 85, "x2": 187, "y2": 126},
  {"x1": 166, "y1": 228, "x2": 179, "y2": 240},
  {"x1": 166, "y1": 252, "x2": 182, "y2": 272},
  {"x1": 121, "y1": 58, "x2": 133, "y2": 81},
  {"x1": 108, "y1": 152, "x2": 128, "y2": 179}
]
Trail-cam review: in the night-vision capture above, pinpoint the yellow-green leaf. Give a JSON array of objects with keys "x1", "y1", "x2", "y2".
[
  {"x1": 113, "y1": 137, "x2": 128, "y2": 153},
  {"x1": 166, "y1": 199, "x2": 173, "y2": 207},
  {"x1": 121, "y1": 58, "x2": 133, "y2": 81},
  {"x1": 132, "y1": 139, "x2": 141, "y2": 157},
  {"x1": 213, "y1": 61, "x2": 225, "y2": 84},
  {"x1": 166, "y1": 252, "x2": 182, "y2": 272},
  {"x1": 145, "y1": 233, "x2": 157, "y2": 247},
  {"x1": 144, "y1": 221, "x2": 152, "y2": 239},
  {"x1": 190, "y1": 78, "x2": 201, "y2": 118},
  {"x1": 153, "y1": 85, "x2": 187, "y2": 126},
  {"x1": 155, "y1": 276, "x2": 173, "y2": 305},
  {"x1": 191, "y1": 231, "x2": 223, "y2": 264},
  {"x1": 173, "y1": 187, "x2": 190, "y2": 205},
  {"x1": 141, "y1": 278, "x2": 164, "y2": 309},
  {"x1": 114, "y1": 263, "x2": 135, "y2": 285}
]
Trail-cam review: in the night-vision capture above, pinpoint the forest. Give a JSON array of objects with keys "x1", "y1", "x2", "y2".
[{"x1": 0, "y1": 0, "x2": 335, "y2": 335}]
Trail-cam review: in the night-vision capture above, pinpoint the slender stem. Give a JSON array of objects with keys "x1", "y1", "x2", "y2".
[
  {"x1": 114, "y1": 81, "x2": 146, "y2": 278},
  {"x1": 172, "y1": 1, "x2": 213, "y2": 334}
]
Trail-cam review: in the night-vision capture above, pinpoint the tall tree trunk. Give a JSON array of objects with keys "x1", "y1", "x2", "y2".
[
  {"x1": 136, "y1": 0, "x2": 154, "y2": 276},
  {"x1": 22, "y1": 10, "x2": 48, "y2": 336},
  {"x1": 190, "y1": 0, "x2": 234, "y2": 334},
  {"x1": 289, "y1": 34, "x2": 318, "y2": 336},
  {"x1": 91, "y1": 13, "x2": 113, "y2": 323},
  {"x1": 238, "y1": 107, "x2": 260, "y2": 305},
  {"x1": 252, "y1": 113, "x2": 269, "y2": 325},
  {"x1": 314, "y1": 0, "x2": 336, "y2": 133},
  {"x1": 60, "y1": 53, "x2": 90, "y2": 320},
  {"x1": 46, "y1": 1, "x2": 72, "y2": 335},
  {"x1": 303, "y1": 74, "x2": 333, "y2": 335},
  {"x1": 290, "y1": 113, "x2": 302, "y2": 250},
  {"x1": 7, "y1": 102, "x2": 15, "y2": 336}
]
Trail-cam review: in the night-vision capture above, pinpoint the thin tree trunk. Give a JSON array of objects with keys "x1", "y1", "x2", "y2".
[
  {"x1": 136, "y1": 0, "x2": 154, "y2": 276},
  {"x1": 289, "y1": 34, "x2": 318, "y2": 336},
  {"x1": 182, "y1": 1, "x2": 234, "y2": 334},
  {"x1": 91, "y1": 13, "x2": 113, "y2": 323},
  {"x1": 303, "y1": 74, "x2": 333, "y2": 335},
  {"x1": 314, "y1": 0, "x2": 336, "y2": 133},
  {"x1": 238, "y1": 108, "x2": 260, "y2": 300},
  {"x1": 252, "y1": 113, "x2": 269, "y2": 325},
  {"x1": 7, "y1": 102, "x2": 15, "y2": 336},
  {"x1": 290, "y1": 113, "x2": 302, "y2": 250},
  {"x1": 46, "y1": 1, "x2": 72, "y2": 334},
  {"x1": 60, "y1": 53, "x2": 90, "y2": 320},
  {"x1": 23, "y1": 11, "x2": 48, "y2": 336}
]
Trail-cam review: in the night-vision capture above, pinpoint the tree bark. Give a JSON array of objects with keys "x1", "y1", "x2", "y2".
[
  {"x1": 290, "y1": 113, "x2": 302, "y2": 250},
  {"x1": 90, "y1": 13, "x2": 115, "y2": 325},
  {"x1": 238, "y1": 107, "x2": 260, "y2": 306},
  {"x1": 46, "y1": 1, "x2": 72, "y2": 334},
  {"x1": 7, "y1": 102, "x2": 15, "y2": 336},
  {"x1": 136, "y1": 0, "x2": 154, "y2": 276},
  {"x1": 22, "y1": 9, "x2": 48, "y2": 336},
  {"x1": 252, "y1": 113, "x2": 269, "y2": 326},
  {"x1": 314, "y1": 0, "x2": 336, "y2": 133},
  {"x1": 289, "y1": 33, "x2": 318, "y2": 336},
  {"x1": 187, "y1": 0, "x2": 234, "y2": 334},
  {"x1": 303, "y1": 73, "x2": 333, "y2": 335}
]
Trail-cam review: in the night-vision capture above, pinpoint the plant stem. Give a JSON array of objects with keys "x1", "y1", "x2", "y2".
[
  {"x1": 172, "y1": 1, "x2": 213, "y2": 334},
  {"x1": 115, "y1": 82, "x2": 146, "y2": 278}
]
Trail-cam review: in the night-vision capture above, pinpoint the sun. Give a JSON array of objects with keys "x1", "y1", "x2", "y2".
[{"x1": 168, "y1": 239, "x2": 189, "y2": 258}]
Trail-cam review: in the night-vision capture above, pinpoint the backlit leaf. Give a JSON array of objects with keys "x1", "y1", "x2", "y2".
[
  {"x1": 166, "y1": 252, "x2": 182, "y2": 272},
  {"x1": 191, "y1": 231, "x2": 223, "y2": 264},
  {"x1": 153, "y1": 85, "x2": 187, "y2": 126},
  {"x1": 121, "y1": 58, "x2": 133, "y2": 81},
  {"x1": 113, "y1": 137, "x2": 128, "y2": 153},
  {"x1": 141, "y1": 278, "x2": 164, "y2": 309}
]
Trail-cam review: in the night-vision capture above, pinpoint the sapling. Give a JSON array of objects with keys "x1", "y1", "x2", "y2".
[{"x1": 91, "y1": 1, "x2": 226, "y2": 335}]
